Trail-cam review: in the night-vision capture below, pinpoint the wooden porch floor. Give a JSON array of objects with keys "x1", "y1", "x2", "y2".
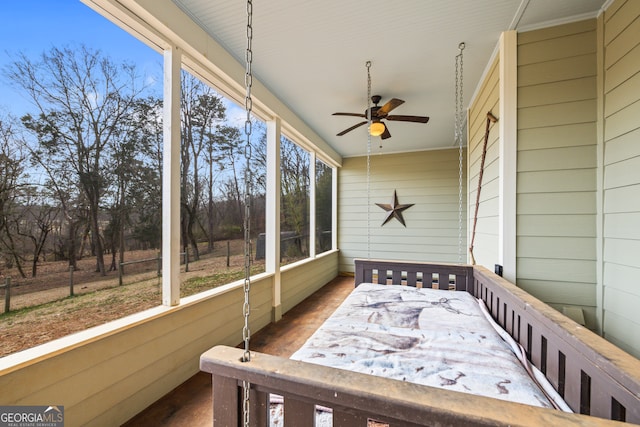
[{"x1": 122, "y1": 275, "x2": 355, "y2": 426}]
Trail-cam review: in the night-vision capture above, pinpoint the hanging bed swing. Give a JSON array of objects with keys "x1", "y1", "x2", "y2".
[{"x1": 200, "y1": 4, "x2": 640, "y2": 425}]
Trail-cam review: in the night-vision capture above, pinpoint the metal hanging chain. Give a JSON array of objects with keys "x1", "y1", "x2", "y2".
[
  {"x1": 241, "y1": 0, "x2": 253, "y2": 425},
  {"x1": 455, "y1": 42, "x2": 465, "y2": 264},
  {"x1": 366, "y1": 61, "x2": 372, "y2": 260}
]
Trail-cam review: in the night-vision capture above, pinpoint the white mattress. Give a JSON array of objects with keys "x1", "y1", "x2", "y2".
[{"x1": 289, "y1": 283, "x2": 556, "y2": 408}]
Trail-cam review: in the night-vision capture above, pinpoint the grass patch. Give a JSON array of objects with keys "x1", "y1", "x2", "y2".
[
  {"x1": 181, "y1": 266, "x2": 263, "y2": 297},
  {"x1": 0, "y1": 261, "x2": 265, "y2": 357}
]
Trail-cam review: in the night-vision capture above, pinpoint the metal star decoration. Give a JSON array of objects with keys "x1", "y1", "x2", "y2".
[{"x1": 375, "y1": 190, "x2": 414, "y2": 227}]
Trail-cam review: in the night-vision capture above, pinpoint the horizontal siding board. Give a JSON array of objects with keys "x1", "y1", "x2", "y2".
[
  {"x1": 518, "y1": 77, "x2": 596, "y2": 107},
  {"x1": 518, "y1": 192, "x2": 596, "y2": 215},
  {"x1": 603, "y1": 286, "x2": 640, "y2": 325},
  {"x1": 517, "y1": 214, "x2": 596, "y2": 237},
  {"x1": 468, "y1": 59, "x2": 499, "y2": 133},
  {"x1": 472, "y1": 233, "x2": 499, "y2": 267},
  {"x1": 605, "y1": 71, "x2": 640, "y2": 117},
  {"x1": 475, "y1": 198, "x2": 500, "y2": 221},
  {"x1": 470, "y1": 177, "x2": 499, "y2": 205},
  {"x1": 469, "y1": 127, "x2": 499, "y2": 168},
  {"x1": 518, "y1": 30, "x2": 596, "y2": 66},
  {"x1": 518, "y1": 19, "x2": 596, "y2": 45},
  {"x1": 603, "y1": 237, "x2": 640, "y2": 269},
  {"x1": 603, "y1": 97, "x2": 640, "y2": 140},
  {"x1": 604, "y1": 212, "x2": 640, "y2": 239},
  {"x1": 604, "y1": 154, "x2": 640, "y2": 189},
  {"x1": 604, "y1": 42, "x2": 640, "y2": 92},
  {"x1": 341, "y1": 176, "x2": 463, "y2": 191},
  {"x1": 469, "y1": 139, "x2": 499, "y2": 180},
  {"x1": 518, "y1": 54, "x2": 596, "y2": 86},
  {"x1": 602, "y1": 311, "x2": 640, "y2": 357},
  {"x1": 518, "y1": 169, "x2": 596, "y2": 193},
  {"x1": 603, "y1": 261, "x2": 640, "y2": 295},
  {"x1": 517, "y1": 145, "x2": 596, "y2": 172},
  {"x1": 606, "y1": 11, "x2": 640, "y2": 66},
  {"x1": 518, "y1": 99, "x2": 597, "y2": 129},
  {"x1": 516, "y1": 279, "x2": 596, "y2": 306},
  {"x1": 517, "y1": 236, "x2": 595, "y2": 260},
  {"x1": 605, "y1": 127, "x2": 640, "y2": 164},
  {"x1": 516, "y1": 258, "x2": 596, "y2": 283},
  {"x1": 604, "y1": 0, "x2": 640, "y2": 46},
  {"x1": 517, "y1": 123, "x2": 596, "y2": 151},
  {"x1": 604, "y1": 183, "x2": 640, "y2": 213}
]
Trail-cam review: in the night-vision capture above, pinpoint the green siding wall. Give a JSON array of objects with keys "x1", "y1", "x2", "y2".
[
  {"x1": 601, "y1": 0, "x2": 640, "y2": 357},
  {"x1": 516, "y1": 20, "x2": 599, "y2": 328},
  {"x1": 338, "y1": 149, "x2": 466, "y2": 273},
  {"x1": 468, "y1": 56, "x2": 500, "y2": 269}
]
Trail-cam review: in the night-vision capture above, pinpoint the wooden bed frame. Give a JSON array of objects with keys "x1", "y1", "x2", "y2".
[{"x1": 200, "y1": 259, "x2": 640, "y2": 426}]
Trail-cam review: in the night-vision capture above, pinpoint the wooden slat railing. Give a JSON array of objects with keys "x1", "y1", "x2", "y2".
[
  {"x1": 471, "y1": 265, "x2": 640, "y2": 423},
  {"x1": 200, "y1": 345, "x2": 629, "y2": 427}
]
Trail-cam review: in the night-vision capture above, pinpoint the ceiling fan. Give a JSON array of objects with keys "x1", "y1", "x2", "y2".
[{"x1": 332, "y1": 95, "x2": 429, "y2": 140}]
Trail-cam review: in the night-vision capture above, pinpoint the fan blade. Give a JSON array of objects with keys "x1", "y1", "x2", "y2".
[
  {"x1": 386, "y1": 115, "x2": 430, "y2": 123},
  {"x1": 332, "y1": 112, "x2": 366, "y2": 118},
  {"x1": 381, "y1": 125, "x2": 391, "y2": 140},
  {"x1": 337, "y1": 121, "x2": 367, "y2": 136},
  {"x1": 377, "y1": 98, "x2": 404, "y2": 116}
]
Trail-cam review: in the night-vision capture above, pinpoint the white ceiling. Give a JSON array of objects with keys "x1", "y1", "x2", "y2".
[{"x1": 172, "y1": 0, "x2": 606, "y2": 158}]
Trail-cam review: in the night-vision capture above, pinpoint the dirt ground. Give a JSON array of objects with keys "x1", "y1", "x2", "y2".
[{"x1": 0, "y1": 240, "x2": 265, "y2": 358}]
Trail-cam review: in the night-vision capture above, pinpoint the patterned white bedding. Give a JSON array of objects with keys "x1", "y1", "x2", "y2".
[{"x1": 289, "y1": 283, "x2": 555, "y2": 408}]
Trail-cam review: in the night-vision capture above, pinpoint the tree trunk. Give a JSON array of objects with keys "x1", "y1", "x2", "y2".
[{"x1": 90, "y1": 207, "x2": 106, "y2": 275}]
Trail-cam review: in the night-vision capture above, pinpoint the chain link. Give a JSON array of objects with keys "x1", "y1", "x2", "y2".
[
  {"x1": 366, "y1": 61, "x2": 372, "y2": 260},
  {"x1": 242, "y1": 1, "x2": 253, "y2": 425},
  {"x1": 455, "y1": 43, "x2": 465, "y2": 264}
]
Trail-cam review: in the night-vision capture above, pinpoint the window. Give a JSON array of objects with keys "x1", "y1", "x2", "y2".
[
  {"x1": 315, "y1": 159, "x2": 333, "y2": 254},
  {"x1": 280, "y1": 135, "x2": 310, "y2": 265},
  {"x1": 179, "y1": 70, "x2": 266, "y2": 296}
]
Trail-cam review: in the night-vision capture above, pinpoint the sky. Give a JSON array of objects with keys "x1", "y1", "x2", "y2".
[
  {"x1": 0, "y1": 1, "x2": 160, "y2": 116},
  {"x1": 0, "y1": 0, "x2": 245, "y2": 123}
]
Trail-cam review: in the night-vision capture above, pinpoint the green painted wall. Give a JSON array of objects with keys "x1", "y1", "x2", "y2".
[
  {"x1": 468, "y1": 55, "x2": 501, "y2": 269},
  {"x1": 338, "y1": 149, "x2": 466, "y2": 273},
  {"x1": 515, "y1": 19, "x2": 599, "y2": 329},
  {"x1": 600, "y1": 0, "x2": 640, "y2": 357}
]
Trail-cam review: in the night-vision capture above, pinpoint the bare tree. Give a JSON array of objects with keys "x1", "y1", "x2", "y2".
[
  {"x1": 180, "y1": 73, "x2": 226, "y2": 259},
  {"x1": 15, "y1": 191, "x2": 58, "y2": 277},
  {"x1": 0, "y1": 116, "x2": 28, "y2": 277},
  {"x1": 130, "y1": 97, "x2": 163, "y2": 249},
  {"x1": 7, "y1": 45, "x2": 146, "y2": 275}
]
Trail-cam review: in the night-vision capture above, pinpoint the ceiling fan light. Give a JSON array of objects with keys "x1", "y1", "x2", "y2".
[{"x1": 370, "y1": 121, "x2": 385, "y2": 137}]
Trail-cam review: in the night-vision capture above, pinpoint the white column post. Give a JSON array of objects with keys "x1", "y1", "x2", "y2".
[
  {"x1": 266, "y1": 118, "x2": 282, "y2": 321},
  {"x1": 332, "y1": 166, "x2": 338, "y2": 251},
  {"x1": 309, "y1": 152, "x2": 317, "y2": 258},
  {"x1": 499, "y1": 30, "x2": 517, "y2": 283},
  {"x1": 162, "y1": 46, "x2": 181, "y2": 306},
  {"x1": 595, "y1": 13, "x2": 605, "y2": 334}
]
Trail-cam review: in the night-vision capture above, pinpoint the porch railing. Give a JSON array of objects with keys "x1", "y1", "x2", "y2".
[{"x1": 200, "y1": 345, "x2": 618, "y2": 427}]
